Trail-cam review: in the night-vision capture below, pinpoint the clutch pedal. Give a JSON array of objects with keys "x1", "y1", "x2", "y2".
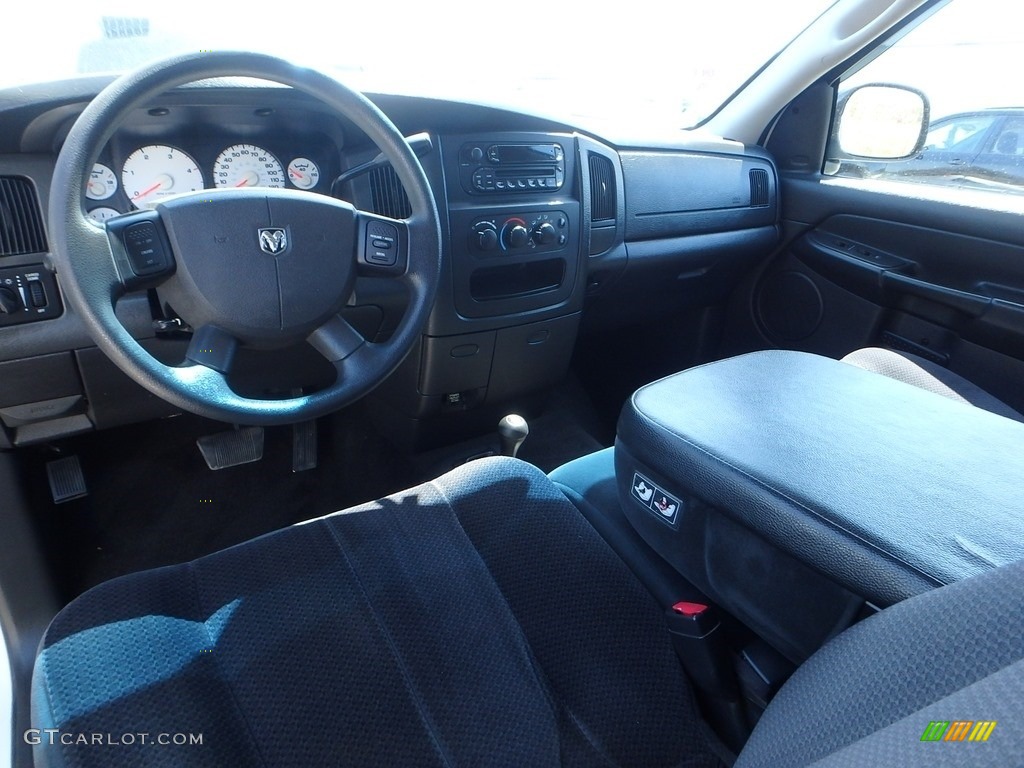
[{"x1": 197, "y1": 426, "x2": 265, "y2": 470}]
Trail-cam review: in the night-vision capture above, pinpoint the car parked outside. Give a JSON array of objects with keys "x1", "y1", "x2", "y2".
[{"x1": 840, "y1": 106, "x2": 1024, "y2": 192}]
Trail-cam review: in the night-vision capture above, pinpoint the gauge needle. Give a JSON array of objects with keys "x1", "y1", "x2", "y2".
[
  {"x1": 133, "y1": 180, "x2": 163, "y2": 200},
  {"x1": 290, "y1": 169, "x2": 304, "y2": 180},
  {"x1": 235, "y1": 171, "x2": 260, "y2": 188}
]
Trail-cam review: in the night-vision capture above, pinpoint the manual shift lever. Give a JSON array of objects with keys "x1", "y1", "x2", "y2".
[{"x1": 498, "y1": 414, "x2": 529, "y2": 458}]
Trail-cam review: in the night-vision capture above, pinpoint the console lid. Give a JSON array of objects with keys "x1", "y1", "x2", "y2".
[{"x1": 616, "y1": 350, "x2": 1024, "y2": 609}]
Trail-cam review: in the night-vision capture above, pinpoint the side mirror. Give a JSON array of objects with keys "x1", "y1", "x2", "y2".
[{"x1": 833, "y1": 83, "x2": 930, "y2": 160}]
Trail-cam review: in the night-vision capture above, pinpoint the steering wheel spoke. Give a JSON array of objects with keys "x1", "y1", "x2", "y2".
[
  {"x1": 307, "y1": 314, "x2": 367, "y2": 363},
  {"x1": 185, "y1": 324, "x2": 240, "y2": 374},
  {"x1": 355, "y1": 210, "x2": 409, "y2": 278},
  {"x1": 104, "y1": 209, "x2": 177, "y2": 290}
]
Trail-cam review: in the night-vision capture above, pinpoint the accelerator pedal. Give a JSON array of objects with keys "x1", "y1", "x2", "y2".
[
  {"x1": 292, "y1": 419, "x2": 318, "y2": 473},
  {"x1": 197, "y1": 426, "x2": 264, "y2": 470},
  {"x1": 46, "y1": 455, "x2": 88, "y2": 504}
]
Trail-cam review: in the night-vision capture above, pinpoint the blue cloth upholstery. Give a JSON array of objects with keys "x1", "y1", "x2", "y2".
[
  {"x1": 32, "y1": 457, "x2": 713, "y2": 768},
  {"x1": 736, "y1": 558, "x2": 1024, "y2": 767},
  {"x1": 841, "y1": 347, "x2": 1024, "y2": 422},
  {"x1": 33, "y1": 451, "x2": 1024, "y2": 767}
]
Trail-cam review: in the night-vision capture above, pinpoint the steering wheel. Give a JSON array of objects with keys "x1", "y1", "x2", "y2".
[{"x1": 49, "y1": 51, "x2": 441, "y2": 426}]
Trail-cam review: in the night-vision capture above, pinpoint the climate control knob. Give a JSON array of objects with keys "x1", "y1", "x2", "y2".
[
  {"x1": 533, "y1": 221, "x2": 557, "y2": 246},
  {"x1": 475, "y1": 226, "x2": 499, "y2": 251},
  {"x1": 505, "y1": 224, "x2": 530, "y2": 249}
]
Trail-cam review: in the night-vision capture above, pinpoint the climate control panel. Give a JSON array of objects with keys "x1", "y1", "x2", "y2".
[{"x1": 469, "y1": 211, "x2": 570, "y2": 256}]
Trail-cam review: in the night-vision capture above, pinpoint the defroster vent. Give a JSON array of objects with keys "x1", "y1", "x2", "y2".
[
  {"x1": 0, "y1": 177, "x2": 47, "y2": 256},
  {"x1": 368, "y1": 165, "x2": 412, "y2": 220},
  {"x1": 749, "y1": 168, "x2": 770, "y2": 208},
  {"x1": 588, "y1": 154, "x2": 616, "y2": 222}
]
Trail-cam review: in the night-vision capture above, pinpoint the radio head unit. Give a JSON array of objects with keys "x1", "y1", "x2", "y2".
[{"x1": 459, "y1": 142, "x2": 566, "y2": 193}]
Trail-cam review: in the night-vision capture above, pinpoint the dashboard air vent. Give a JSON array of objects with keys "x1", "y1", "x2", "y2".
[
  {"x1": 0, "y1": 177, "x2": 47, "y2": 256},
  {"x1": 368, "y1": 165, "x2": 412, "y2": 220},
  {"x1": 588, "y1": 154, "x2": 616, "y2": 222},
  {"x1": 749, "y1": 168, "x2": 770, "y2": 208}
]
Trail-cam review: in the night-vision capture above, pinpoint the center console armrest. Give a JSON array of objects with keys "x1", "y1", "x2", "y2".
[{"x1": 616, "y1": 350, "x2": 1024, "y2": 609}]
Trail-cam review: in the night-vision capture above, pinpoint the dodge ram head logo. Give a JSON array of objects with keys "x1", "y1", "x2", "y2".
[{"x1": 258, "y1": 228, "x2": 287, "y2": 255}]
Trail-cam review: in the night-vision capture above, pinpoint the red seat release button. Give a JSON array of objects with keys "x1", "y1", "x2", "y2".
[{"x1": 672, "y1": 601, "x2": 708, "y2": 617}]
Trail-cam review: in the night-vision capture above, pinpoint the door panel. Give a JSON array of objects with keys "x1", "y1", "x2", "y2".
[{"x1": 722, "y1": 175, "x2": 1024, "y2": 413}]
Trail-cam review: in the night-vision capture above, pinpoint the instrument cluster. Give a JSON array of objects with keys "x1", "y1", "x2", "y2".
[{"x1": 85, "y1": 138, "x2": 329, "y2": 224}]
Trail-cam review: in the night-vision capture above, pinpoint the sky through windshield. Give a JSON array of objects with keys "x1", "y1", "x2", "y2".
[{"x1": 5, "y1": 1, "x2": 834, "y2": 128}]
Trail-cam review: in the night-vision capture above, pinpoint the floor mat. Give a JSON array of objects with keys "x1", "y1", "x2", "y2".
[
  {"x1": 25, "y1": 379, "x2": 608, "y2": 602},
  {"x1": 25, "y1": 405, "x2": 416, "y2": 600}
]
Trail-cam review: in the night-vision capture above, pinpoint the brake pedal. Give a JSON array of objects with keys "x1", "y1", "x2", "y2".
[
  {"x1": 46, "y1": 455, "x2": 88, "y2": 504},
  {"x1": 292, "y1": 419, "x2": 318, "y2": 472},
  {"x1": 197, "y1": 426, "x2": 264, "y2": 470}
]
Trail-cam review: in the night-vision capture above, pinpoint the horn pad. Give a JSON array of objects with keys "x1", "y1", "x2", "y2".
[{"x1": 154, "y1": 188, "x2": 357, "y2": 347}]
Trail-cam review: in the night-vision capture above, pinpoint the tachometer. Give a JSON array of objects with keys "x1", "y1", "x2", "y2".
[
  {"x1": 122, "y1": 145, "x2": 204, "y2": 209},
  {"x1": 213, "y1": 144, "x2": 285, "y2": 189},
  {"x1": 86, "y1": 163, "x2": 117, "y2": 200}
]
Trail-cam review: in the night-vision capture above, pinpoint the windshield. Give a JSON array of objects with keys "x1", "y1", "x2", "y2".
[{"x1": 6, "y1": 0, "x2": 834, "y2": 129}]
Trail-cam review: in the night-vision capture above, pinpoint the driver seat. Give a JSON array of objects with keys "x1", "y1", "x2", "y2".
[{"x1": 32, "y1": 457, "x2": 1024, "y2": 766}]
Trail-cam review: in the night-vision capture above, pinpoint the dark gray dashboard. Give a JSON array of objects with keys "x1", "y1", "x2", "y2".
[{"x1": 0, "y1": 81, "x2": 780, "y2": 447}]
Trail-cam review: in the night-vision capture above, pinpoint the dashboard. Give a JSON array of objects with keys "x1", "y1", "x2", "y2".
[{"x1": 0, "y1": 80, "x2": 779, "y2": 450}]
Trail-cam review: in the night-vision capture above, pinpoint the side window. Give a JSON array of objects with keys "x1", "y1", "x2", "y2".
[
  {"x1": 982, "y1": 118, "x2": 1024, "y2": 156},
  {"x1": 924, "y1": 117, "x2": 996, "y2": 153},
  {"x1": 828, "y1": 0, "x2": 1024, "y2": 195}
]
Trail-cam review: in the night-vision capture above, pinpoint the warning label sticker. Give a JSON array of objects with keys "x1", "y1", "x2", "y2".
[{"x1": 630, "y1": 472, "x2": 681, "y2": 527}]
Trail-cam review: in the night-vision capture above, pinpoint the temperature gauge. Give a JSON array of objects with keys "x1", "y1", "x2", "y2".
[
  {"x1": 86, "y1": 163, "x2": 117, "y2": 200},
  {"x1": 287, "y1": 158, "x2": 320, "y2": 190}
]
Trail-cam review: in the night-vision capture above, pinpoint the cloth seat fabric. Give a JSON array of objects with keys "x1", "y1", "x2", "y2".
[
  {"x1": 33, "y1": 454, "x2": 1024, "y2": 767},
  {"x1": 841, "y1": 347, "x2": 1024, "y2": 422},
  {"x1": 32, "y1": 457, "x2": 715, "y2": 768}
]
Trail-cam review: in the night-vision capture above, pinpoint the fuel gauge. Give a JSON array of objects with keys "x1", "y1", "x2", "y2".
[
  {"x1": 287, "y1": 158, "x2": 320, "y2": 190},
  {"x1": 86, "y1": 163, "x2": 117, "y2": 200}
]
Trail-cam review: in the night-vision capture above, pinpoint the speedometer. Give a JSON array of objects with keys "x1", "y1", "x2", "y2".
[
  {"x1": 213, "y1": 144, "x2": 285, "y2": 189},
  {"x1": 122, "y1": 145, "x2": 204, "y2": 209}
]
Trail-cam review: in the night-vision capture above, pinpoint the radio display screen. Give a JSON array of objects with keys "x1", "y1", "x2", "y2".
[{"x1": 490, "y1": 144, "x2": 561, "y2": 164}]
